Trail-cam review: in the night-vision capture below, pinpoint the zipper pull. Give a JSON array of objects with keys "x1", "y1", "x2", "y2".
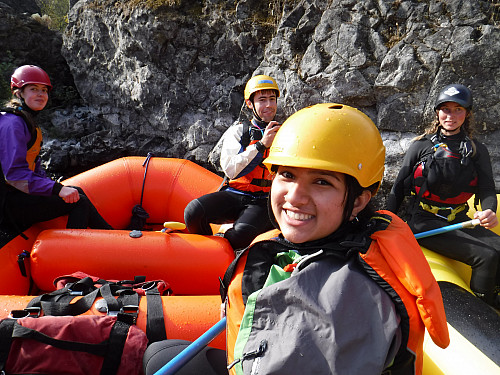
[{"x1": 227, "y1": 340, "x2": 268, "y2": 370}]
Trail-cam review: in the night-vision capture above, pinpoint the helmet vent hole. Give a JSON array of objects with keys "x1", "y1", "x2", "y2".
[{"x1": 329, "y1": 104, "x2": 344, "y2": 110}]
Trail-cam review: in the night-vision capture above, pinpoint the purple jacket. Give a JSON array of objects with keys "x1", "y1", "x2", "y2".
[{"x1": 0, "y1": 112, "x2": 56, "y2": 196}]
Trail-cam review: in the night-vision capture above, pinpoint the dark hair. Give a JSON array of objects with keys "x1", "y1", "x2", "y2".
[
  {"x1": 249, "y1": 88, "x2": 279, "y2": 103},
  {"x1": 342, "y1": 174, "x2": 377, "y2": 224},
  {"x1": 3, "y1": 88, "x2": 39, "y2": 132}
]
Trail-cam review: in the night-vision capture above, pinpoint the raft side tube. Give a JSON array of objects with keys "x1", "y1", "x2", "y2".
[
  {"x1": 0, "y1": 217, "x2": 67, "y2": 295},
  {"x1": 421, "y1": 248, "x2": 472, "y2": 292},
  {"x1": 423, "y1": 324, "x2": 500, "y2": 375},
  {"x1": 422, "y1": 281, "x2": 500, "y2": 374},
  {"x1": 63, "y1": 157, "x2": 223, "y2": 229},
  {"x1": 30, "y1": 229, "x2": 235, "y2": 294}
]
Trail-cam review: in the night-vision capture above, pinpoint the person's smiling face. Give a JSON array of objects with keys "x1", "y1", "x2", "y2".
[
  {"x1": 437, "y1": 101, "x2": 467, "y2": 136},
  {"x1": 271, "y1": 166, "x2": 348, "y2": 244},
  {"x1": 248, "y1": 89, "x2": 277, "y2": 123},
  {"x1": 20, "y1": 83, "x2": 49, "y2": 111}
]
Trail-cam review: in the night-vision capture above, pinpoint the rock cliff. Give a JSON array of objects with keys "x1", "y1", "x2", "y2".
[{"x1": 1, "y1": 0, "x2": 499, "y2": 202}]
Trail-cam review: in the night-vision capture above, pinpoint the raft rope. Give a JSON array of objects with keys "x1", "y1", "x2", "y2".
[{"x1": 139, "y1": 152, "x2": 154, "y2": 207}]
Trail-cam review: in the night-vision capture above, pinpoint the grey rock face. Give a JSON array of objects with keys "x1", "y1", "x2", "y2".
[
  {"x1": 1, "y1": 0, "x2": 499, "y2": 201},
  {"x1": 0, "y1": 0, "x2": 40, "y2": 15}
]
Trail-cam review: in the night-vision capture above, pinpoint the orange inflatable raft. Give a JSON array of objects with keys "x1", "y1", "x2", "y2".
[
  {"x1": 0, "y1": 157, "x2": 233, "y2": 347},
  {"x1": 1, "y1": 157, "x2": 233, "y2": 295}
]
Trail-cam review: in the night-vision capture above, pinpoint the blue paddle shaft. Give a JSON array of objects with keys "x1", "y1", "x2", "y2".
[
  {"x1": 153, "y1": 317, "x2": 227, "y2": 375},
  {"x1": 414, "y1": 219, "x2": 480, "y2": 239}
]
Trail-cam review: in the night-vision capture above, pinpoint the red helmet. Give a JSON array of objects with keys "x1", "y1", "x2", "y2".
[{"x1": 11, "y1": 65, "x2": 52, "y2": 91}]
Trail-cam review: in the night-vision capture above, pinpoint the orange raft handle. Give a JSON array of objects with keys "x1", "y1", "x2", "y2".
[{"x1": 161, "y1": 221, "x2": 187, "y2": 233}]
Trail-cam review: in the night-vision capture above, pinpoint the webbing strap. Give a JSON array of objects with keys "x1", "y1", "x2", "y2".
[
  {"x1": 419, "y1": 202, "x2": 467, "y2": 221},
  {"x1": 27, "y1": 277, "x2": 96, "y2": 311},
  {"x1": 25, "y1": 278, "x2": 167, "y2": 344},
  {"x1": 145, "y1": 287, "x2": 167, "y2": 342},
  {"x1": 11, "y1": 323, "x2": 109, "y2": 355},
  {"x1": 249, "y1": 178, "x2": 272, "y2": 188},
  {"x1": 100, "y1": 318, "x2": 131, "y2": 375},
  {"x1": 27, "y1": 283, "x2": 118, "y2": 316},
  {"x1": 219, "y1": 246, "x2": 253, "y2": 302}
]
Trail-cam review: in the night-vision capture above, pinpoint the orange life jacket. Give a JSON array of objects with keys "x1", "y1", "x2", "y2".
[
  {"x1": 223, "y1": 211, "x2": 449, "y2": 375},
  {"x1": 227, "y1": 140, "x2": 273, "y2": 193},
  {"x1": 26, "y1": 127, "x2": 42, "y2": 171}
]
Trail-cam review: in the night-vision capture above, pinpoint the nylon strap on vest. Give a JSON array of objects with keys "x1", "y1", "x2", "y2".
[
  {"x1": 418, "y1": 201, "x2": 467, "y2": 221},
  {"x1": 219, "y1": 121, "x2": 252, "y2": 191},
  {"x1": 220, "y1": 244, "x2": 253, "y2": 302},
  {"x1": 249, "y1": 178, "x2": 272, "y2": 187}
]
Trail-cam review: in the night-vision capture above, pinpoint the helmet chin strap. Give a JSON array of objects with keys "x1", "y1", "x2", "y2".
[
  {"x1": 250, "y1": 101, "x2": 270, "y2": 128},
  {"x1": 18, "y1": 96, "x2": 40, "y2": 116}
]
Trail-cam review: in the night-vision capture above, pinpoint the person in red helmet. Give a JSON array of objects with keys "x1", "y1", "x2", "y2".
[
  {"x1": 388, "y1": 83, "x2": 500, "y2": 309},
  {"x1": 0, "y1": 65, "x2": 112, "y2": 240}
]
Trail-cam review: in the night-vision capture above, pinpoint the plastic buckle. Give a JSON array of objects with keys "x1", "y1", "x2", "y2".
[
  {"x1": 117, "y1": 311, "x2": 137, "y2": 325},
  {"x1": 121, "y1": 305, "x2": 139, "y2": 315},
  {"x1": 8, "y1": 307, "x2": 41, "y2": 319},
  {"x1": 106, "y1": 308, "x2": 119, "y2": 316}
]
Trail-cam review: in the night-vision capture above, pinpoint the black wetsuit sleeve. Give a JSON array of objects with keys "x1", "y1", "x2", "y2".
[
  {"x1": 386, "y1": 139, "x2": 427, "y2": 214},
  {"x1": 473, "y1": 142, "x2": 497, "y2": 213}
]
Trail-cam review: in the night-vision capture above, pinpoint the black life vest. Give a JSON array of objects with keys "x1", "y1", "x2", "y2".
[{"x1": 412, "y1": 133, "x2": 477, "y2": 205}]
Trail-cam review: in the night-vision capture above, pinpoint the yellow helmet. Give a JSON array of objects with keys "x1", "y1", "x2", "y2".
[
  {"x1": 264, "y1": 103, "x2": 385, "y2": 193},
  {"x1": 244, "y1": 75, "x2": 280, "y2": 100}
]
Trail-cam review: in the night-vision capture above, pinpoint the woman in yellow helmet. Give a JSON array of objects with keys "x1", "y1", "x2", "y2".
[
  {"x1": 144, "y1": 104, "x2": 449, "y2": 375},
  {"x1": 219, "y1": 103, "x2": 450, "y2": 375}
]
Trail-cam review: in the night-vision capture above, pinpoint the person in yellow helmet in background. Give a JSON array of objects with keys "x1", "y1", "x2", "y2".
[
  {"x1": 143, "y1": 103, "x2": 449, "y2": 375},
  {"x1": 184, "y1": 75, "x2": 281, "y2": 251}
]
